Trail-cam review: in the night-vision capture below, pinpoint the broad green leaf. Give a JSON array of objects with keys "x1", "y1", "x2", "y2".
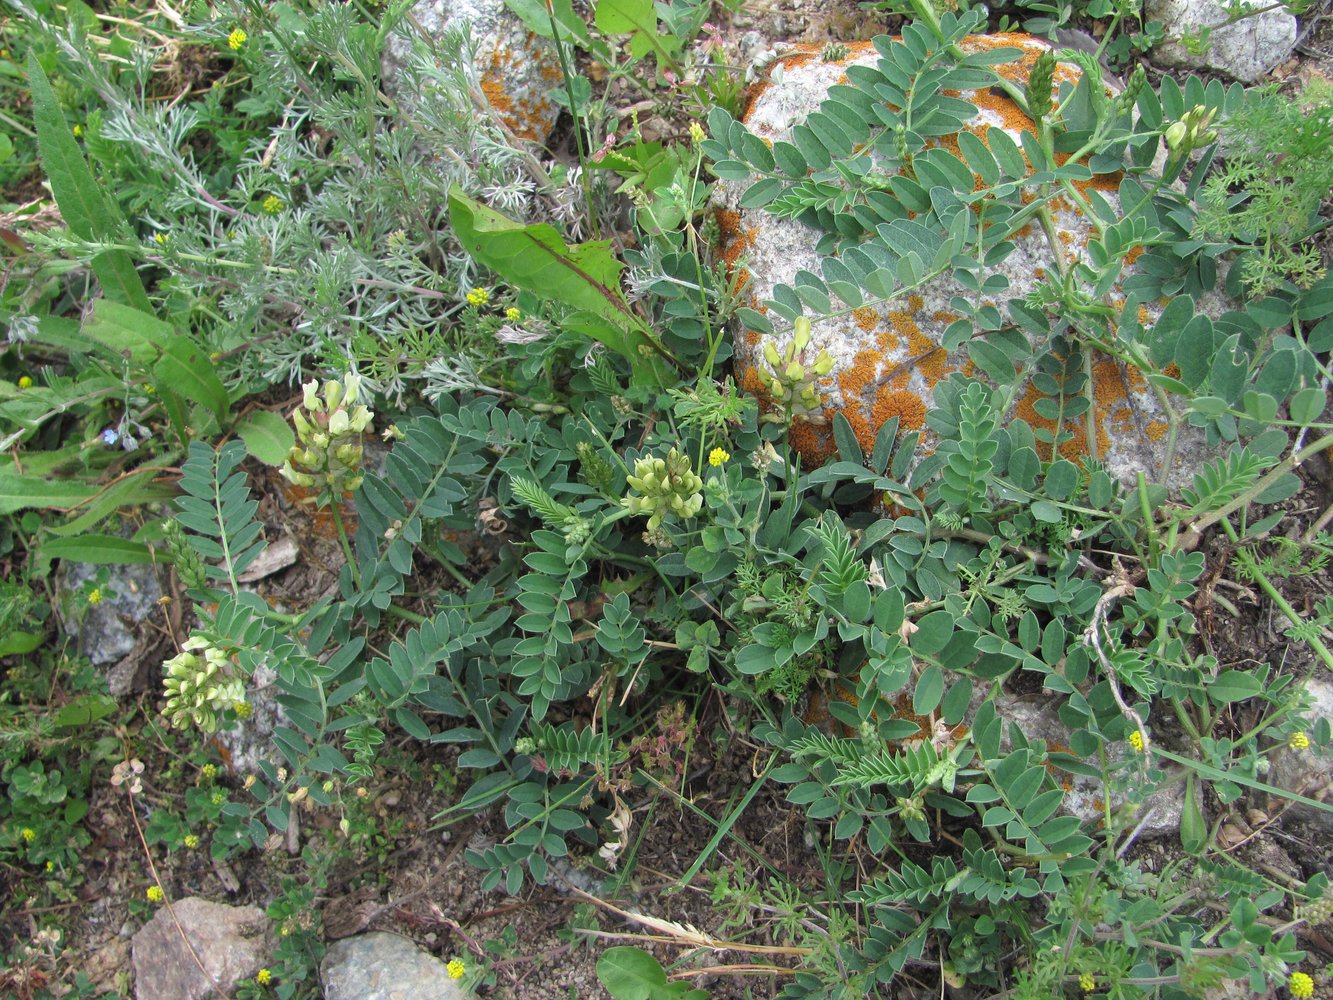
[
  {"x1": 503, "y1": 0, "x2": 593, "y2": 47},
  {"x1": 448, "y1": 186, "x2": 675, "y2": 386},
  {"x1": 83, "y1": 300, "x2": 174, "y2": 363},
  {"x1": 53, "y1": 693, "x2": 117, "y2": 728},
  {"x1": 0, "y1": 632, "x2": 43, "y2": 656},
  {"x1": 1207, "y1": 670, "x2": 1263, "y2": 705},
  {"x1": 596, "y1": 946, "x2": 705, "y2": 1000},
  {"x1": 153, "y1": 335, "x2": 228, "y2": 424},
  {"x1": 44, "y1": 467, "x2": 179, "y2": 537},
  {"x1": 28, "y1": 54, "x2": 149, "y2": 310},
  {"x1": 0, "y1": 472, "x2": 103, "y2": 515},
  {"x1": 236, "y1": 409, "x2": 296, "y2": 466},
  {"x1": 40, "y1": 534, "x2": 155, "y2": 565},
  {"x1": 594, "y1": 0, "x2": 678, "y2": 65}
]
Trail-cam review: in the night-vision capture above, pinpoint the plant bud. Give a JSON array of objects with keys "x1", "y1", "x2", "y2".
[
  {"x1": 1026, "y1": 50, "x2": 1056, "y2": 119},
  {"x1": 323, "y1": 378, "x2": 344, "y2": 411},
  {"x1": 793, "y1": 316, "x2": 811, "y2": 351}
]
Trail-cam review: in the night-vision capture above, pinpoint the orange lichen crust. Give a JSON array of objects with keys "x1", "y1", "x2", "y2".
[
  {"x1": 789, "y1": 416, "x2": 837, "y2": 466},
  {"x1": 872, "y1": 388, "x2": 928, "y2": 432},
  {"x1": 278, "y1": 477, "x2": 358, "y2": 539},
  {"x1": 479, "y1": 35, "x2": 559, "y2": 142},
  {"x1": 1014, "y1": 352, "x2": 1154, "y2": 463}
]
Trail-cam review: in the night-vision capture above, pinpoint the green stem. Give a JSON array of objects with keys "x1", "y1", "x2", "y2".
[{"x1": 328, "y1": 500, "x2": 361, "y2": 588}]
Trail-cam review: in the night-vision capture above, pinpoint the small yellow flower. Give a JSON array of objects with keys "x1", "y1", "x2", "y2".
[
  {"x1": 1128, "y1": 730, "x2": 1144, "y2": 753},
  {"x1": 1290, "y1": 731, "x2": 1311, "y2": 750},
  {"x1": 262, "y1": 194, "x2": 283, "y2": 214},
  {"x1": 183, "y1": 834, "x2": 200, "y2": 849},
  {"x1": 20, "y1": 828, "x2": 35, "y2": 843},
  {"x1": 45, "y1": 861, "x2": 53, "y2": 871},
  {"x1": 1079, "y1": 972, "x2": 1096, "y2": 993},
  {"x1": 1289, "y1": 971, "x2": 1314, "y2": 999},
  {"x1": 446, "y1": 958, "x2": 465, "y2": 980},
  {"x1": 201, "y1": 764, "x2": 218, "y2": 780},
  {"x1": 689, "y1": 122, "x2": 706, "y2": 145},
  {"x1": 154, "y1": 232, "x2": 169, "y2": 246},
  {"x1": 146, "y1": 885, "x2": 165, "y2": 903},
  {"x1": 256, "y1": 968, "x2": 272, "y2": 985},
  {"x1": 72, "y1": 124, "x2": 83, "y2": 137},
  {"x1": 466, "y1": 287, "x2": 491, "y2": 307},
  {"x1": 228, "y1": 28, "x2": 246, "y2": 50},
  {"x1": 708, "y1": 447, "x2": 730, "y2": 467},
  {"x1": 87, "y1": 588, "x2": 103, "y2": 606},
  {"x1": 17, "y1": 375, "x2": 32, "y2": 390},
  {"x1": 505, "y1": 307, "x2": 522, "y2": 322},
  {"x1": 233, "y1": 701, "x2": 253, "y2": 719}
]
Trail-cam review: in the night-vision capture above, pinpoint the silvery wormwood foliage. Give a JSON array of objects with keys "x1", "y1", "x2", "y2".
[{"x1": 19, "y1": 0, "x2": 541, "y2": 395}]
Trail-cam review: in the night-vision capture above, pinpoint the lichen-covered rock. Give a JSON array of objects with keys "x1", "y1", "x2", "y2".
[
  {"x1": 381, "y1": 0, "x2": 562, "y2": 143},
  {"x1": 719, "y1": 34, "x2": 1210, "y2": 488},
  {"x1": 1146, "y1": 0, "x2": 1296, "y2": 83}
]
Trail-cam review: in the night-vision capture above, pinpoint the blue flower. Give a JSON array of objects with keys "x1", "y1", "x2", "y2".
[{"x1": 101, "y1": 428, "x2": 119, "y2": 446}]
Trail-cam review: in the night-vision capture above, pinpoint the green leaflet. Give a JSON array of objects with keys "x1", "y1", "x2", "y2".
[
  {"x1": 234, "y1": 409, "x2": 295, "y2": 467},
  {"x1": 27, "y1": 53, "x2": 150, "y2": 311},
  {"x1": 447, "y1": 186, "x2": 677, "y2": 387},
  {"x1": 596, "y1": 946, "x2": 707, "y2": 1000}
]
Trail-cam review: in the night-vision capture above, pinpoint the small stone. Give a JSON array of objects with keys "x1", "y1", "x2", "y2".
[
  {"x1": 215, "y1": 661, "x2": 286, "y2": 776},
  {"x1": 131, "y1": 897, "x2": 272, "y2": 1000},
  {"x1": 1146, "y1": 0, "x2": 1296, "y2": 82},
  {"x1": 321, "y1": 932, "x2": 472, "y2": 1000}
]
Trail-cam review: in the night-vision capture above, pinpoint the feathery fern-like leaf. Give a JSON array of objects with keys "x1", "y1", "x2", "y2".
[{"x1": 175, "y1": 440, "x2": 266, "y2": 591}]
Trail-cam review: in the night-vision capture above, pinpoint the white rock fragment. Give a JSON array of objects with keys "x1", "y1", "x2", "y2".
[{"x1": 1146, "y1": 0, "x2": 1297, "y2": 83}]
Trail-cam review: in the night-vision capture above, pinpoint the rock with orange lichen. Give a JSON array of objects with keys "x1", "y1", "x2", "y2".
[
  {"x1": 382, "y1": 0, "x2": 561, "y2": 143},
  {"x1": 718, "y1": 32, "x2": 1214, "y2": 488}
]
